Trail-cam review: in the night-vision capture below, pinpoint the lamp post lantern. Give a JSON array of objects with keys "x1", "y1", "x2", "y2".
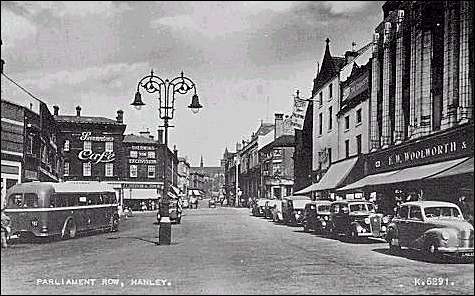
[{"x1": 132, "y1": 69, "x2": 202, "y2": 245}]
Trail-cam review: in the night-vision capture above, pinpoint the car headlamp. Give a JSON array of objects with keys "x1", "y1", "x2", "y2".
[
  {"x1": 381, "y1": 226, "x2": 387, "y2": 232},
  {"x1": 321, "y1": 221, "x2": 326, "y2": 226},
  {"x1": 364, "y1": 217, "x2": 370, "y2": 224},
  {"x1": 441, "y1": 230, "x2": 450, "y2": 241},
  {"x1": 31, "y1": 219, "x2": 39, "y2": 227},
  {"x1": 382, "y1": 216, "x2": 389, "y2": 224},
  {"x1": 157, "y1": 212, "x2": 161, "y2": 221},
  {"x1": 324, "y1": 216, "x2": 329, "y2": 221}
]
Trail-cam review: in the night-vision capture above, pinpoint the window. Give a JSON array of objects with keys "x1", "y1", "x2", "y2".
[
  {"x1": 328, "y1": 148, "x2": 332, "y2": 165},
  {"x1": 64, "y1": 140, "x2": 70, "y2": 152},
  {"x1": 41, "y1": 145, "x2": 48, "y2": 163},
  {"x1": 356, "y1": 109, "x2": 362, "y2": 124},
  {"x1": 399, "y1": 206, "x2": 409, "y2": 219},
  {"x1": 130, "y1": 150, "x2": 138, "y2": 158},
  {"x1": 83, "y1": 141, "x2": 92, "y2": 152},
  {"x1": 130, "y1": 165, "x2": 138, "y2": 178},
  {"x1": 356, "y1": 135, "x2": 362, "y2": 155},
  {"x1": 8, "y1": 194, "x2": 23, "y2": 208},
  {"x1": 409, "y1": 206, "x2": 423, "y2": 221},
  {"x1": 105, "y1": 163, "x2": 114, "y2": 177},
  {"x1": 83, "y1": 162, "x2": 91, "y2": 176},
  {"x1": 328, "y1": 106, "x2": 333, "y2": 130},
  {"x1": 345, "y1": 116, "x2": 350, "y2": 130},
  {"x1": 328, "y1": 83, "x2": 333, "y2": 99},
  {"x1": 319, "y1": 113, "x2": 323, "y2": 135},
  {"x1": 105, "y1": 141, "x2": 113, "y2": 152},
  {"x1": 148, "y1": 165, "x2": 155, "y2": 178},
  {"x1": 27, "y1": 135, "x2": 33, "y2": 154},
  {"x1": 319, "y1": 92, "x2": 323, "y2": 106},
  {"x1": 147, "y1": 151, "x2": 156, "y2": 159},
  {"x1": 345, "y1": 140, "x2": 350, "y2": 158},
  {"x1": 64, "y1": 162, "x2": 70, "y2": 176}
]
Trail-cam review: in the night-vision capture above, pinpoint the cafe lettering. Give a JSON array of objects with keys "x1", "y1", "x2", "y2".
[{"x1": 77, "y1": 131, "x2": 116, "y2": 164}]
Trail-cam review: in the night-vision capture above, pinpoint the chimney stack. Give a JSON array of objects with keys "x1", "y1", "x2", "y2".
[
  {"x1": 275, "y1": 113, "x2": 284, "y2": 139},
  {"x1": 76, "y1": 106, "x2": 81, "y2": 117},
  {"x1": 157, "y1": 129, "x2": 164, "y2": 144},
  {"x1": 116, "y1": 110, "x2": 124, "y2": 123},
  {"x1": 53, "y1": 105, "x2": 59, "y2": 116}
]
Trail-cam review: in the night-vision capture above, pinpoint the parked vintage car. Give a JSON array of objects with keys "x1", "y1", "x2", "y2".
[
  {"x1": 209, "y1": 199, "x2": 216, "y2": 208},
  {"x1": 328, "y1": 199, "x2": 390, "y2": 240},
  {"x1": 264, "y1": 199, "x2": 278, "y2": 219},
  {"x1": 182, "y1": 198, "x2": 190, "y2": 209},
  {"x1": 302, "y1": 200, "x2": 332, "y2": 234},
  {"x1": 252, "y1": 199, "x2": 269, "y2": 217},
  {"x1": 271, "y1": 200, "x2": 284, "y2": 223},
  {"x1": 386, "y1": 201, "x2": 474, "y2": 260},
  {"x1": 282, "y1": 195, "x2": 312, "y2": 225}
]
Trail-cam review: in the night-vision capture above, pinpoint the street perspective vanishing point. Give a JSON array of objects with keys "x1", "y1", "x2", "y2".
[{"x1": 0, "y1": 1, "x2": 473, "y2": 296}]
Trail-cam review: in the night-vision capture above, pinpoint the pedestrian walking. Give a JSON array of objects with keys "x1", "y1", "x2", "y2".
[{"x1": 1, "y1": 208, "x2": 11, "y2": 249}]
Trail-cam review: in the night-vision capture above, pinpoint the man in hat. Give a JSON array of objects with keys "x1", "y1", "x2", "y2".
[{"x1": 1, "y1": 207, "x2": 11, "y2": 248}]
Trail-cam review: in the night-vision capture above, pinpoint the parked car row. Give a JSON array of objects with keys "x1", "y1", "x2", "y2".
[{"x1": 251, "y1": 197, "x2": 474, "y2": 261}]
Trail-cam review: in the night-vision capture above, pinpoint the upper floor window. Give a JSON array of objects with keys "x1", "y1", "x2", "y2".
[
  {"x1": 27, "y1": 135, "x2": 34, "y2": 154},
  {"x1": 130, "y1": 165, "x2": 138, "y2": 178},
  {"x1": 356, "y1": 135, "x2": 362, "y2": 155},
  {"x1": 345, "y1": 140, "x2": 350, "y2": 158},
  {"x1": 105, "y1": 141, "x2": 113, "y2": 152},
  {"x1": 328, "y1": 106, "x2": 333, "y2": 130},
  {"x1": 148, "y1": 165, "x2": 156, "y2": 178},
  {"x1": 83, "y1": 141, "x2": 92, "y2": 152},
  {"x1": 105, "y1": 163, "x2": 114, "y2": 177},
  {"x1": 64, "y1": 162, "x2": 70, "y2": 176},
  {"x1": 83, "y1": 162, "x2": 91, "y2": 177},
  {"x1": 319, "y1": 113, "x2": 323, "y2": 135},
  {"x1": 64, "y1": 140, "x2": 70, "y2": 152},
  {"x1": 147, "y1": 151, "x2": 156, "y2": 159},
  {"x1": 328, "y1": 83, "x2": 333, "y2": 99},
  {"x1": 130, "y1": 150, "x2": 138, "y2": 158},
  {"x1": 356, "y1": 109, "x2": 362, "y2": 124},
  {"x1": 345, "y1": 116, "x2": 350, "y2": 130},
  {"x1": 319, "y1": 92, "x2": 323, "y2": 106}
]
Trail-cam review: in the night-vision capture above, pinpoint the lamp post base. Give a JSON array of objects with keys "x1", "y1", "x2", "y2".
[{"x1": 158, "y1": 217, "x2": 172, "y2": 245}]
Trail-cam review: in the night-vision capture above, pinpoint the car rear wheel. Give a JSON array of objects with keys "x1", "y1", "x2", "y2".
[
  {"x1": 303, "y1": 222, "x2": 310, "y2": 233},
  {"x1": 388, "y1": 237, "x2": 401, "y2": 254},
  {"x1": 62, "y1": 219, "x2": 77, "y2": 240}
]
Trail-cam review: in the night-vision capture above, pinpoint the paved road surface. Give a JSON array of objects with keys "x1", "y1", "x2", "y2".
[{"x1": 1, "y1": 203, "x2": 473, "y2": 295}]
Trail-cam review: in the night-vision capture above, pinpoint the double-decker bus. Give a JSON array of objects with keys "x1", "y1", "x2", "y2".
[{"x1": 4, "y1": 181, "x2": 120, "y2": 240}]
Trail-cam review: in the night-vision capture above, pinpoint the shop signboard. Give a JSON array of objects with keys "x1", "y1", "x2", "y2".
[{"x1": 366, "y1": 124, "x2": 474, "y2": 174}]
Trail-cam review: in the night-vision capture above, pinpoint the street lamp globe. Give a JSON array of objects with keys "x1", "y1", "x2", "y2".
[
  {"x1": 188, "y1": 94, "x2": 203, "y2": 114},
  {"x1": 131, "y1": 91, "x2": 145, "y2": 110}
]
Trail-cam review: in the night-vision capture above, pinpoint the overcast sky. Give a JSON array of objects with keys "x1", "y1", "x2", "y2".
[{"x1": 1, "y1": 1, "x2": 383, "y2": 166}]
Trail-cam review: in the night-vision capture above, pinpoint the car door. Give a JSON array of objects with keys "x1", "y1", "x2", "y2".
[
  {"x1": 394, "y1": 205, "x2": 410, "y2": 246},
  {"x1": 406, "y1": 205, "x2": 425, "y2": 249}
]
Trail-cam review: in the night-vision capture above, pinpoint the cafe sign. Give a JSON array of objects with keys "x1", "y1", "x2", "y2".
[
  {"x1": 77, "y1": 131, "x2": 116, "y2": 164},
  {"x1": 367, "y1": 125, "x2": 473, "y2": 174}
]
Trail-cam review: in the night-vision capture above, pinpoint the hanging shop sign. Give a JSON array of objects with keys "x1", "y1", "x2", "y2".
[{"x1": 129, "y1": 159, "x2": 157, "y2": 164}]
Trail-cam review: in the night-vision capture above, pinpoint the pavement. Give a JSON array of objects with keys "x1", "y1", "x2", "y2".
[{"x1": 1, "y1": 200, "x2": 473, "y2": 295}]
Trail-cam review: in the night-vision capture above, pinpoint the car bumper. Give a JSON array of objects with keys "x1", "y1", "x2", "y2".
[{"x1": 438, "y1": 246, "x2": 474, "y2": 257}]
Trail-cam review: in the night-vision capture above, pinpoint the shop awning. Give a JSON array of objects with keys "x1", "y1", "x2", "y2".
[
  {"x1": 170, "y1": 185, "x2": 181, "y2": 196},
  {"x1": 294, "y1": 157, "x2": 359, "y2": 194},
  {"x1": 427, "y1": 157, "x2": 473, "y2": 179},
  {"x1": 338, "y1": 157, "x2": 469, "y2": 191},
  {"x1": 124, "y1": 189, "x2": 161, "y2": 200}
]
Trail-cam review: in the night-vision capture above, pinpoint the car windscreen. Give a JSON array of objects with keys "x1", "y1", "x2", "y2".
[
  {"x1": 424, "y1": 206, "x2": 462, "y2": 218},
  {"x1": 317, "y1": 205, "x2": 330, "y2": 213},
  {"x1": 350, "y1": 203, "x2": 371, "y2": 212}
]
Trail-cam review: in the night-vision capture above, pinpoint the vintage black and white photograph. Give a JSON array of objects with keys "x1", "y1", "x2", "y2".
[{"x1": 1, "y1": 1, "x2": 473, "y2": 295}]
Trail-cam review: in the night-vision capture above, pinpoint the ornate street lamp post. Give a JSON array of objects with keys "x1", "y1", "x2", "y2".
[{"x1": 131, "y1": 69, "x2": 202, "y2": 245}]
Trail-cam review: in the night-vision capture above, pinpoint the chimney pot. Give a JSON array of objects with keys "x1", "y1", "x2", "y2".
[
  {"x1": 53, "y1": 105, "x2": 59, "y2": 116},
  {"x1": 116, "y1": 110, "x2": 124, "y2": 123},
  {"x1": 76, "y1": 106, "x2": 81, "y2": 117}
]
